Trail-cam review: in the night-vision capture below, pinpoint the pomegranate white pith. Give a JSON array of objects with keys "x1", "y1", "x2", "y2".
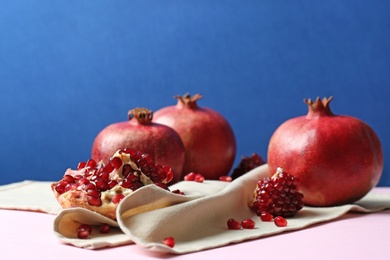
[{"x1": 52, "y1": 149, "x2": 173, "y2": 220}]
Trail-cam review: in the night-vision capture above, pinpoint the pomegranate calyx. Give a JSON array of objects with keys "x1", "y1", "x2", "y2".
[
  {"x1": 175, "y1": 93, "x2": 202, "y2": 109},
  {"x1": 128, "y1": 108, "x2": 153, "y2": 125},
  {"x1": 304, "y1": 96, "x2": 334, "y2": 118}
]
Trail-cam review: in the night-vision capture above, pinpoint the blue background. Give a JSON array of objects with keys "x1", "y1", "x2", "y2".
[{"x1": 1, "y1": 1, "x2": 389, "y2": 186}]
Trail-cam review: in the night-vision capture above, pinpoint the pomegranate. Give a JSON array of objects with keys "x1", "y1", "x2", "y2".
[
  {"x1": 231, "y1": 153, "x2": 265, "y2": 180},
  {"x1": 91, "y1": 107, "x2": 185, "y2": 183},
  {"x1": 267, "y1": 97, "x2": 383, "y2": 206},
  {"x1": 51, "y1": 149, "x2": 173, "y2": 220},
  {"x1": 153, "y1": 93, "x2": 236, "y2": 179}
]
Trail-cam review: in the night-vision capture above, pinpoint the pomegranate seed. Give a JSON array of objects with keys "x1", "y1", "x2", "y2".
[
  {"x1": 122, "y1": 164, "x2": 132, "y2": 178},
  {"x1": 274, "y1": 216, "x2": 288, "y2": 227},
  {"x1": 241, "y1": 219, "x2": 255, "y2": 229},
  {"x1": 194, "y1": 174, "x2": 205, "y2": 183},
  {"x1": 86, "y1": 189, "x2": 100, "y2": 198},
  {"x1": 77, "y1": 224, "x2": 92, "y2": 239},
  {"x1": 86, "y1": 159, "x2": 97, "y2": 169},
  {"x1": 260, "y1": 212, "x2": 273, "y2": 222},
  {"x1": 99, "y1": 223, "x2": 111, "y2": 234},
  {"x1": 77, "y1": 161, "x2": 87, "y2": 170},
  {"x1": 77, "y1": 177, "x2": 90, "y2": 185},
  {"x1": 107, "y1": 180, "x2": 118, "y2": 189},
  {"x1": 184, "y1": 172, "x2": 196, "y2": 181},
  {"x1": 219, "y1": 176, "x2": 232, "y2": 182},
  {"x1": 162, "y1": 237, "x2": 175, "y2": 248},
  {"x1": 227, "y1": 218, "x2": 241, "y2": 230},
  {"x1": 103, "y1": 163, "x2": 114, "y2": 174},
  {"x1": 63, "y1": 175, "x2": 75, "y2": 183},
  {"x1": 171, "y1": 189, "x2": 185, "y2": 195},
  {"x1": 112, "y1": 193, "x2": 125, "y2": 204},
  {"x1": 55, "y1": 181, "x2": 68, "y2": 194},
  {"x1": 95, "y1": 178, "x2": 109, "y2": 191},
  {"x1": 87, "y1": 196, "x2": 102, "y2": 206},
  {"x1": 110, "y1": 156, "x2": 122, "y2": 169}
]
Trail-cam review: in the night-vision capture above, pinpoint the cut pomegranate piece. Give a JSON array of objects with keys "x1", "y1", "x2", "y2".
[
  {"x1": 250, "y1": 167, "x2": 304, "y2": 218},
  {"x1": 51, "y1": 149, "x2": 174, "y2": 220},
  {"x1": 231, "y1": 153, "x2": 265, "y2": 179}
]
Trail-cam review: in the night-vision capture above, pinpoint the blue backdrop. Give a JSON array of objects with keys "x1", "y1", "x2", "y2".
[{"x1": 1, "y1": 1, "x2": 389, "y2": 186}]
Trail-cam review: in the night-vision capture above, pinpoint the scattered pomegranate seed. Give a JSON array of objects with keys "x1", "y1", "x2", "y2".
[
  {"x1": 260, "y1": 212, "x2": 273, "y2": 222},
  {"x1": 171, "y1": 189, "x2": 185, "y2": 195},
  {"x1": 194, "y1": 174, "x2": 205, "y2": 183},
  {"x1": 99, "y1": 223, "x2": 111, "y2": 234},
  {"x1": 241, "y1": 219, "x2": 255, "y2": 229},
  {"x1": 184, "y1": 172, "x2": 196, "y2": 181},
  {"x1": 77, "y1": 224, "x2": 92, "y2": 239},
  {"x1": 219, "y1": 176, "x2": 232, "y2": 182},
  {"x1": 227, "y1": 218, "x2": 241, "y2": 230},
  {"x1": 162, "y1": 237, "x2": 175, "y2": 248},
  {"x1": 274, "y1": 216, "x2": 288, "y2": 227}
]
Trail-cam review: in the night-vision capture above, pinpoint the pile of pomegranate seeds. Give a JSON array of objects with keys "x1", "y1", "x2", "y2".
[
  {"x1": 251, "y1": 167, "x2": 304, "y2": 218},
  {"x1": 52, "y1": 149, "x2": 173, "y2": 214},
  {"x1": 162, "y1": 237, "x2": 175, "y2": 248},
  {"x1": 231, "y1": 153, "x2": 265, "y2": 180}
]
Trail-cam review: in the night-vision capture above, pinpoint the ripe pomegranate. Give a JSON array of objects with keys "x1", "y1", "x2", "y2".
[
  {"x1": 52, "y1": 149, "x2": 173, "y2": 219},
  {"x1": 153, "y1": 93, "x2": 236, "y2": 179},
  {"x1": 91, "y1": 107, "x2": 185, "y2": 183},
  {"x1": 267, "y1": 97, "x2": 383, "y2": 206}
]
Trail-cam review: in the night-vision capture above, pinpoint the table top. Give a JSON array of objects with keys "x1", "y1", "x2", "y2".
[{"x1": 2, "y1": 187, "x2": 390, "y2": 260}]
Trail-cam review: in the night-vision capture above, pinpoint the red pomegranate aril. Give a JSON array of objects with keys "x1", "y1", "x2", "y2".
[
  {"x1": 77, "y1": 177, "x2": 90, "y2": 185},
  {"x1": 86, "y1": 159, "x2": 97, "y2": 169},
  {"x1": 241, "y1": 219, "x2": 255, "y2": 229},
  {"x1": 194, "y1": 174, "x2": 205, "y2": 183},
  {"x1": 77, "y1": 224, "x2": 92, "y2": 239},
  {"x1": 274, "y1": 216, "x2": 288, "y2": 227},
  {"x1": 110, "y1": 156, "x2": 122, "y2": 169},
  {"x1": 63, "y1": 175, "x2": 75, "y2": 183},
  {"x1": 55, "y1": 181, "x2": 68, "y2": 194},
  {"x1": 163, "y1": 237, "x2": 175, "y2": 248},
  {"x1": 99, "y1": 223, "x2": 111, "y2": 234},
  {"x1": 260, "y1": 212, "x2": 273, "y2": 222},
  {"x1": 77, "y1": 161, "x2": 87, "y2": 170},
  {"x1": 103, "y1": 163, "x2": 114, "y2": 174},
  {"x1": 227, "y1": 218, "x2": 241, "y2": 230},
  {"x1": 184, "y1": 172, "x2": 196, "y2": 181},
  {"x1": 122, "y1": 164, "x2": 132, "y2": 178},
  {"x1": 107, "y1": 180, "x2": 118, "y2": 189},
  {"x1": 95, "y1": 179, "x2": 109, "y2": 191},
  {"x1": 112, "y1": 193, "x2": 125, "y2": 204},
  {"x1": 87, "y1": 196, "x2": 102, "y2": 206},
  {"x1": 219, "y1": 176, "x2": 232, "y2": 182},
  {"x1": 86, "y1": 189, "x2": 100, "y2": 198}
]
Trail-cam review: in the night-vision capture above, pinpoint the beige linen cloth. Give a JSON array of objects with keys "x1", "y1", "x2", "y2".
[{"x1": 1, "y1": 164, "x2": 390, "y2": 254}]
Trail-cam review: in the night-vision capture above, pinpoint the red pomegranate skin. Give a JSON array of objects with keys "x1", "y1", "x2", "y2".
[
  {"x1": 153, "y1": 94, "x2": 236, "y2": 180},
  {"x1": 91, "y1": 108, "x2": 185, "y2": 183},
  {"x1": 267, "y1": 97, "x2": 383, "y2": 206}
]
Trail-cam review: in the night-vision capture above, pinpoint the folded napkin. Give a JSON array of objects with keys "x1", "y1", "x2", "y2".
[
  {"x1": 2, "y1": 165, "x2": 390, "y2": 254},
  {"x1": 51, "y1": 165, "x2": 390, "y2": 254}
]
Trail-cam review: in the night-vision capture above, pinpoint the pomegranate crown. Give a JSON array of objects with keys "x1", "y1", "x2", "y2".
[
  {"x1": 128, "y1": 107, "x2": 153, "y2": 125},
  {"x1": 175, "y1": 93, "x2": 202, "y2": 109},
  {"x1": 304, "y1": 96, "x2": 334, "y2": 118}
]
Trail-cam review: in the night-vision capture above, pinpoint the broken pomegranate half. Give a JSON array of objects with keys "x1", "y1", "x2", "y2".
[{"x1": 51, "y1": 149, "x2": 173, "y2": 220}]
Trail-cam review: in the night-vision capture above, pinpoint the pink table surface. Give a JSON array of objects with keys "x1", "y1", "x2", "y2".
[{"x1": 1, "y1": 187, "x2": 390, "y2": 260}]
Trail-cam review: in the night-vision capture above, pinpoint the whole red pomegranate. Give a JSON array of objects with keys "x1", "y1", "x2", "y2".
[
  {"x1": 153, "y1": 93, "x2": 236, "y2": 179},
  {"x1": 267, "y1": 97, "x2": 383, "y2": 207},
  {"x1": 91, "y1": 108, "x2": 185, "y2": 183}
]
